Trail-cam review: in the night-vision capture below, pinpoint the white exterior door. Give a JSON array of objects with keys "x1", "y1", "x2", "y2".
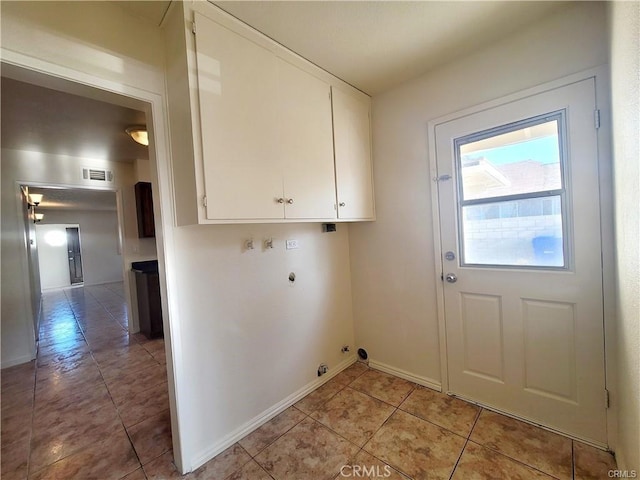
[{"x1": 434, "y1": 78, "x2": 607, "y2": 444}]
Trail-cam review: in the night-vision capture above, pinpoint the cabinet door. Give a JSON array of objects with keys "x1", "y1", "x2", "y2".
[
  {"x1": 278, "y1": 59, "x2": 336, "y2": 219},
  {"x1": 134, "y1": 182, "x2": 155, "y2": 238},
  {"x1": 332, "y1": 88, "x2": 375, "y2": 220},
  {"x1": 194, "y1": 12, "x2": 284, "y2": 220}
]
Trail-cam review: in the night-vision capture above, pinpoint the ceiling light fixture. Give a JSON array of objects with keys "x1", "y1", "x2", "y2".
[{"x1": 125, "y1": 126, "x2": 149, "y2": 146}]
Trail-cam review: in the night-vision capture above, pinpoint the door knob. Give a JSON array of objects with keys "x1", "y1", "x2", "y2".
[
  {"x1": 286, "y1": 198, "x2": 294, "y2": 204},
  {"x1": 276, "y1": 198, "x2": 285, "y2": 204},
  {"x1": 445, "y1": 273, "x2": 457, "y2": 283},
  {"x1": 339, "y1": 202, "x2": 346, "y2": 207}
]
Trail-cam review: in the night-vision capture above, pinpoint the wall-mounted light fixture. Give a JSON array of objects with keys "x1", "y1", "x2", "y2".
[
  {"x1": 26, "y1": 192, "x2": 43, "y2": 211},
  {"x1": 125, "y1": 126, "x2": 149, "y2": 146},
  {"x1": 29, "y1": 193, "x2": 43, "y2": 206},
  {"x1": 33, "y1": 212, "x2": 44, "y2": 224}
]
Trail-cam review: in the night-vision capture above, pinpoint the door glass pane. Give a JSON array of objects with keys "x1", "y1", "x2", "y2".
[
  {"x1": 462, "y1": 196, "x2": 564, "y2": 267},
  {"x1": 459, "y1": 117, "x2": 562, "y2": 201},
  {"x1": 456, "y1": 111, "x2": 568, "y2": 269}
]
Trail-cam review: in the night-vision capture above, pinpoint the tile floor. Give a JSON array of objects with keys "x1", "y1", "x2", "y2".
[
  {"x1": 2, "y1": 283, "x2": 169, "y2": 479},
  {"x1": 2, "y1": 283, "x2": 617, "y2": 479}
]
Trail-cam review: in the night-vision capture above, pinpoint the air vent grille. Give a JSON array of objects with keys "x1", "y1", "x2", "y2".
[{"x1": 82, "y1": 168, "x2": 114, "y2": 182}]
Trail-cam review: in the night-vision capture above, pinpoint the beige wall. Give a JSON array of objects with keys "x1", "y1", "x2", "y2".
[
  {"x1": 350, "y1": 2, "x2": 609, "y2": 384},
  {"x1": 609, "y1": 1, "x2": 640, "y2": 472}
]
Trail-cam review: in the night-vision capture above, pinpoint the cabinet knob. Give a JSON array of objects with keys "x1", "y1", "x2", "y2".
[
  {"x1": 339, "y1": 202, "x2": 346, "y2": 207},
  {"x1": 286, "y1": 198, "x2": 294, "y2": 205},
  {"x1": 276, "y1": 198, "x2": 285, "y2": 204}
]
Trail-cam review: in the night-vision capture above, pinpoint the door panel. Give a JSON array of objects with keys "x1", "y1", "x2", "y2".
[
  {"x1": 522, "y1": 299, "x2": 577, "y2": 402},
  {"x1": 278, "y1": 58, "x2": 336, "y2": 219},
  {"x1": 332, "y1": 88, "x2": 375, "y2": 220},
  {"x1": 194, "y1": 12, "x2": 283, "y2": 220},
  {"x1": 460, "y1": 293, "x2": 504, "y2": 383},
  {"x1": 435, "y1": 78, "x2": 606, "y2": 444},
  {"x1": 66, "y1": 227, "x2": 83, "y2": 285}
]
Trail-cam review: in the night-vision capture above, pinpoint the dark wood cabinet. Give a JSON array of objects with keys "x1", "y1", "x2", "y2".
[
  {"x1": 134, "y1": 271, "x2": 163, "y2": 339},
  {"x1": 135, "y1": 182, "x2": 155, "y2": 238},
  {"x1": 132, "y1": 260, "x2": 163, "y2": 339}
]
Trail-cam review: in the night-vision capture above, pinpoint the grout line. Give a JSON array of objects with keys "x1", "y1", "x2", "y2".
[
  {"x1": 74, "y1": 287, "x2": 146, "y2": 472},
  {"x1": 466, "y1": 439, "x2": 566, "y2": 479},
  {"x1": 468, "y1": 406, "x2": 483, "y2": 438},
  {"x1": 448, "y1": 437, "x2": 470, "y2": 480},
  {"x1": 571, "y1": 440, "x2": 576, "y2": 480},
  {"x1": 244, "y1": 407, "x2": 309, "y2": 459}
]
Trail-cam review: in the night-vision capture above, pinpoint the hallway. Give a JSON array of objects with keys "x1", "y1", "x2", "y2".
[{"x1": 1, "y1": 283, "x2": 170, "y2": 479}]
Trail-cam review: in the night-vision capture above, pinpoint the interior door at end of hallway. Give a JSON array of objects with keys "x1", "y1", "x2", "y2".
[
  {"x1": 434, "y1": 78, "x2": 607, "y2": 445},
  {"x1": 66, "y1": 227, "x2": 83, "y2": 285}
]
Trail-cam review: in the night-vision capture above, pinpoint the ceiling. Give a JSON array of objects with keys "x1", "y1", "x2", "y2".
[
  {"x1": 116, "y1": 0, "x2": 172, "y2": 25},
  {"x1": 211, "y1": 1, "x2": 569, "y2": 94},
  {"x1": 114, "y1": 0, "x2": 569, "y2": 95},
  {"x1": 1, "y1": 77, "x2": 148, "y2": 163},
  {"x1": 28, "y1": 186, "x2": 117, "y2": 212}
]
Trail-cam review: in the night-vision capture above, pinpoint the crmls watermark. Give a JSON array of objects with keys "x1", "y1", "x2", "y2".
[
  {"x1": 608, "y1": 470, "x2": 638, "y2": 478},
  {"x1": 340, "y1": 464, "x2": 392, "y2": 478}
]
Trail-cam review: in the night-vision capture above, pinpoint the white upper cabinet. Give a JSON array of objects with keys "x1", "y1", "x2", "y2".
[
  {"x1": 332, "y1": 88, "x2": 375, "y2": 220},
  {"x1": 165, "y1": 3, "x2": 374, "y2": 224},
  {"x1": 194, "y1": 12, "x2": 282, "y2": 220},
  {"x1": 278, "y1": 58, "x2": 336, "y2": 220}
]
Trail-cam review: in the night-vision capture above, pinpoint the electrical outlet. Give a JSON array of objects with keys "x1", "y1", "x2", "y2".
[
  {"x1": 286, "y1": 239, "x2": 299, "y2": 250},
  {"x1": 341, "y1": 345, "x2": 350, "y2": 354}
]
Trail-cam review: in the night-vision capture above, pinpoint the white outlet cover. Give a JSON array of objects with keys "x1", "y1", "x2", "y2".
[{"x1": 286, "y1": 239, "x2": 299, "y2": 250}]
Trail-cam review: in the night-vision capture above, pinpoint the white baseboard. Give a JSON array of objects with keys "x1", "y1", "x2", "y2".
[
  {"x1": 1, "y1": 353, "x2": 35, "y2": 369},
  {"x1": 369, "y1": 359, "x2": 441, "y2": 392},
  {"x1": 189, "y1": 355, "x2": 358, "y2": 471}
]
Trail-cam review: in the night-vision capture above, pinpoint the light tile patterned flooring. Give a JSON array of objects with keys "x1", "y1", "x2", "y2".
[{"x1": 1, "y1": 283, "x2": 617, "y2": 479}]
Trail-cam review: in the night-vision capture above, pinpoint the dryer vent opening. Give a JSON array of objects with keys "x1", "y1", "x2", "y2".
[{"x1": 357, "y1": 348, "x2": 368, "y2": 361}]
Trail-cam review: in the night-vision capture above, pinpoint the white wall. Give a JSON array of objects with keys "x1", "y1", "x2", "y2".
[
  {"x1": 350, "y1": 2, "x2": 610, "y2": 387},
  {"x1": 36, "y1": 223, "x2": 79, "y2": 290},
  {"x1": 135, "y1": 159, "x2": 153, "y2": 183},
  {"x1": 609, "y1": 1, "x2": 640, "y2": 472},
  {"x1": 38, "y1": 209, "x2": 124, "y2": 287},
  {"x1": 171, "y1": 223, "x2": 354, "y2": 466}
]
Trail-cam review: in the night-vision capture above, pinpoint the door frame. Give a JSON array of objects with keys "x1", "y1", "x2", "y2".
[
  {"x1": 427, "y1": 66, "x2": 617, "y2": 445},
  {"x1": 2, "y1": 49, "x2": 186, "y2": 469}
]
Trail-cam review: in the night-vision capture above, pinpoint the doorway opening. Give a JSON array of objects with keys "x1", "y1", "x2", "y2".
[
  {"x1": 35, "y1": 223, "x2": 85, "y2": 289},
  {"x1": 2, "y1": 61, "x2": 176, "y2": 473}
]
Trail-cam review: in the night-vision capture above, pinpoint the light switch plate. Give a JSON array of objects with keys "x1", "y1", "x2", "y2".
[{"x1": 286, "y1": 239, "x2": 299, "y2": 250}]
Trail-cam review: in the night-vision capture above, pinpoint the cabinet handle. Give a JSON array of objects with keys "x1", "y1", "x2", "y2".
[
  {"x1": 339, "y1": 202, "x2": 346, "y2": 207},
  {"x1": 276, "y1": 198, "x2": 285, "y2": 204},
  {"x1": 286, "y1": 198, "x2": 294, "y2": 205}
]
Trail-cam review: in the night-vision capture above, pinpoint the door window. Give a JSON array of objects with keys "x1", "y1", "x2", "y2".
[{"x1": 454, "y1": 111, "x2": 568, "y2": 268}]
